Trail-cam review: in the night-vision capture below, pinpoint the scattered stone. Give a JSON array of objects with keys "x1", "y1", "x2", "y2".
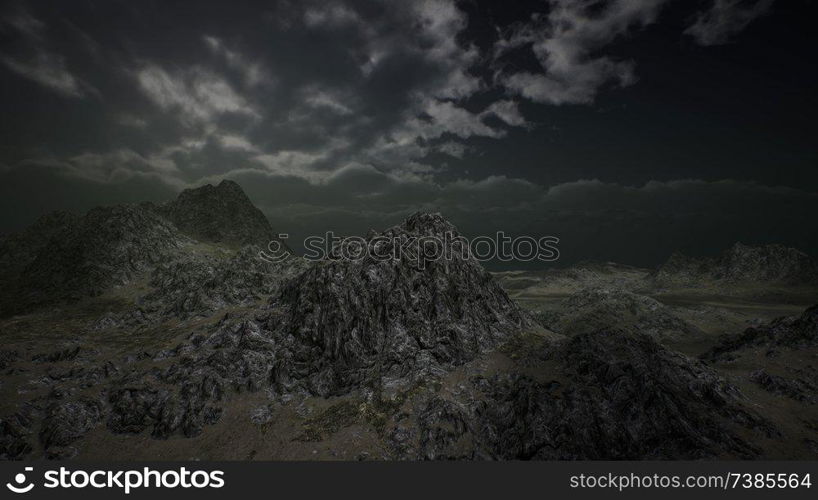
[
  {"x1": 750, "y1": 369, "x2": 816, "y2": 404},
  {"x1": 40, "y1": 399, "x2": 103, "y2": 449}
]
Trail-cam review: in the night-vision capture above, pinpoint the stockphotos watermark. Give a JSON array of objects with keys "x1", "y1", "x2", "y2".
[
  {"x1": 259, "y1": 231, "x2": 560, "y2": 268},
  {"x1": 5, "y1": 466, "x2": 224, "y2": 495}
]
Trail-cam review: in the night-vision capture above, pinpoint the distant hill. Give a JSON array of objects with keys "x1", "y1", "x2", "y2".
[
  {"x1": 0, "y1": 180, "x2": 289, "y2": 316},
  {"x1": 0, "y1": 211, "x2": 80, "y2": 280},
  {"x1": 154, "y1": 179, "x2": 286, "y2": 249},
  {"x1": 5, "y1": 204, "x2": 186, "y2": 314},
  {"x1": 651, "y1": 243, "x2": 818, "y2": 285}
]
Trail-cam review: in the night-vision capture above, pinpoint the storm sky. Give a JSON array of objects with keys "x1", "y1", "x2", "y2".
[{"x1": 1, "y1": 0, "x2": 816, "y2": 268}]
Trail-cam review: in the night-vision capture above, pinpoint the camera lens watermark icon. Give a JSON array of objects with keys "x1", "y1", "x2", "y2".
[
  {"x1": 259, "y1": 234, "x2": 291, "y2": 263},
  {"x1": 6, "y1": 467, "x2": 34, "y2": 493}
]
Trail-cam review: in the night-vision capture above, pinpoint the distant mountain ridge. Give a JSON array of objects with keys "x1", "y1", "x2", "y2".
[
  {"x1": 0, "y1": 180, "x2": 287, "y2": 316},
  {"x1": 651, "y1": 242, "x2": 818, "y2": 285}
]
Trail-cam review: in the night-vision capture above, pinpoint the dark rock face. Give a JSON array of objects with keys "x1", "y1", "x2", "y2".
[
  {"x1": 155, "y1": 180, "x2": 284, "y2": 248},
  {"x1": 107, "y1": 384, "x2": 223, "y2": 439},
  {"x1": 0, "y1": 211, "x2": 80, "y2": 314},
  {"x1": 650, "y1": 251, "x2": 712, "y2": 284},
  {"x1": 266, "y1": 213, "x2": 531, "y2": 396},
  {"x1": 651, "y1": 243, "x2": 818, "y2": 285},
  {"x1": 396, "y1": 330, "x2": 776, "y2": 460},
  {"x1": 0, "y1": 350, "x2": 19, "y2": 370},
  {"x1": 704, "y1": 305, "x2": 818, "y2": 360},
  {"x1": 6, "y1": 205, "x2": 186, "y2": 314}
]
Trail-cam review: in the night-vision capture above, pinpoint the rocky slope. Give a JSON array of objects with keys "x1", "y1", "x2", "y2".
[
  {"x1": 704, "y1": 304, "x2": 818, "y2": 361},
  {"x1": 3, "y1": 204, "x2": 187, "y2": 315},
  {"x1": 136, "y1": 246, "x2": 306, "y2": 320},
  {"x1": 389, "y1": 330, "x2": 777, "y2": 459}
]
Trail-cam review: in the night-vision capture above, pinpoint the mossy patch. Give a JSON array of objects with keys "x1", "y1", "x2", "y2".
[
  {"x1": 294, "y1": 400, "x2": 360, "y2": 442},
  {"x1": 294, "y1": 381, "x2": 442, "y2": 442}
]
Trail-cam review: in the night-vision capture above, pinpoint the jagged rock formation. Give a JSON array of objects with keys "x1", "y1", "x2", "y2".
[
  {"x1": 40, "y1": 399, "x2": 104, "y2": 458},
  {"x1": 266, "y1": 212, "x2": 532, "y2": 396},
  {"x1": 99, "y1": 213, "x2": 531, "y2": 440},
  {"x1": 0, "y1": 342, "x2": 119, "y2": 459},
  {"x1": 703, "y1": 304, "x2": 818, "y2": 361},
  {"x1": 392, "y1": 330, "x2": 776, "y2": 460},
  {"x1": 536, "y1": 287, "x2": 698, "y2": 340},
  {"x1": 105, "y1": 316, "x2": 261, "y2": 440},
  {"x1": 154, "y1": 180, "x2": 285, "y2": 249},
  {"x1": 651, "y1": 243, "x2": 818, "y2": 285}
]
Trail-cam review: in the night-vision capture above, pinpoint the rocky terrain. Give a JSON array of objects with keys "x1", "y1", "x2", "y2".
[
  {"x1": 387, "y1": 330, "x2": 777, "y2": 460},
  {"x1": 0, "y1": 182, "x2": 816, "y2": 460},
  {"x1": 704, "y1": 305, "x2": 818, "y2": 361}
]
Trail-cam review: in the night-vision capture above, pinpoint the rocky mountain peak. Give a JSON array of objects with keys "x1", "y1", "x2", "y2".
[
  {"x1": 267, "y1": 212, "x2": 531, "y2": 397},
  {"x1": 157, "y1": 179, "x2": 282, "y2": 248},
  {"x1": 391, "y1": 211, "x2": 458, "y2": 237}
]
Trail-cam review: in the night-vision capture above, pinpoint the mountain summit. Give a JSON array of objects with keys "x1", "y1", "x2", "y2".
[
  {"x1": 156, "y1": 180, "x2": 283, "y2": 248},
  {"x1": 267, "y1": 211, "x2": 532, "y2": 396}
]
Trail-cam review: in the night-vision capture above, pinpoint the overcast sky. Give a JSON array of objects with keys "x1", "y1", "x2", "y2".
[{"x1": 1, "y1": 0, "x2": 816, "y2": 267}]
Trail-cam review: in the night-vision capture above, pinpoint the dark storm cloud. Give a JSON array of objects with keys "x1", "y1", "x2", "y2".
[
  {"x1": 0, "y1": 0, "x2": 780, "y2": 189},
  {"x1": 0, "y1": 10, "x2": 94, "y2": 97},
  {"x1": 493, "y1": 0, "x2": 666, "y2": 105},
  {"x1": 0, "y1": 0, "x2": 814, "y2": 265},
  {"x1": 0, "y1": 0, "x2": 521, "y2": 186},
  {"x1": 231, "y1": 173, "x2": 818, "y2": 269}
]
